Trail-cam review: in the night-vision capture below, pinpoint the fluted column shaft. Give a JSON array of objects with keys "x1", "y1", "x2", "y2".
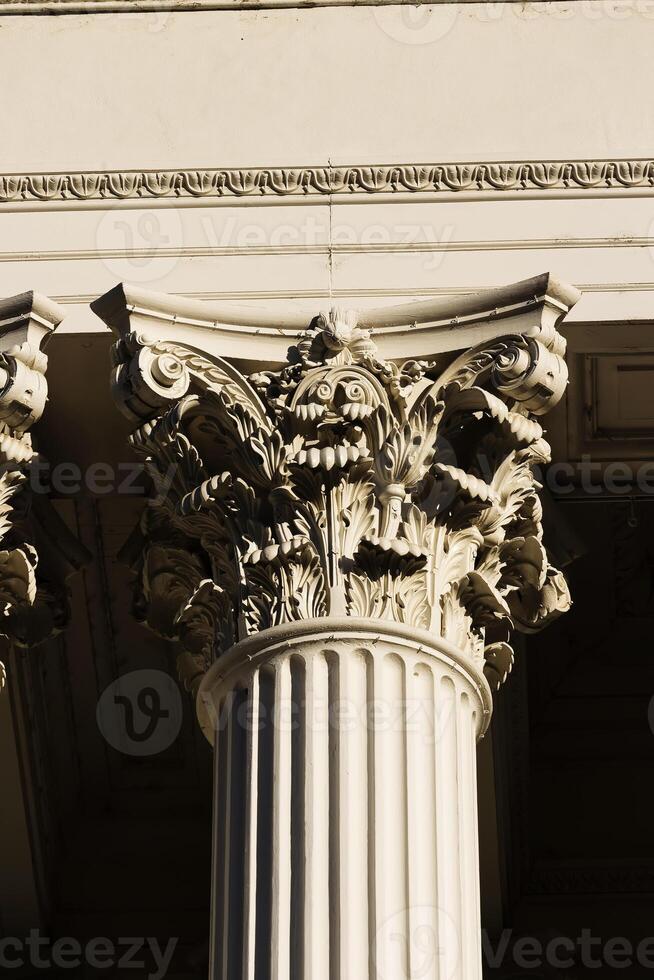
[{"x1": 198, "y1": 619, "x2": 492, "y2": 980}]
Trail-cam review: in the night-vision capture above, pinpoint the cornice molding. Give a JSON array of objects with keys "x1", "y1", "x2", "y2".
[
  {"x1": 5, "y1": 235, "x2": 652, "y2": 265},
  {"x1": 0, "y1": 0, "x2": 595, "y2": 12},
  {"x1": 47, "y1": 281, "x2": 654, "y2": 310},
  {"x1": 2, "y1": 160, "x2": 654, "y2": 208}
]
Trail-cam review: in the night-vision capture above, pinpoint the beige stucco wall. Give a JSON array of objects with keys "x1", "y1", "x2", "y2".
[
  {"x1": 0, "y1": 5, "x2": 652, "y2": 352},
  {"x1": 3, "y1": 4, "x2": 654, "y2": 168}
]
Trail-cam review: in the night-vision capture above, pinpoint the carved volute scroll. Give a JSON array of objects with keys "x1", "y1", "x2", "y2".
[{"x1": 94, "y1": 274, "x2": 580, "y2": 692}]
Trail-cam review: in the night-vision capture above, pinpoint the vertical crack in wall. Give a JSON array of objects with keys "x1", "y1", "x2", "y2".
[{"x1": 328, "y1": 157, "x2": 334, "y2": 303}]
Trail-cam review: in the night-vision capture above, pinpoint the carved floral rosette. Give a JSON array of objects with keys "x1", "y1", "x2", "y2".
[{"x1": 112, "y1": 299, "x2": 572, "y2": 692}]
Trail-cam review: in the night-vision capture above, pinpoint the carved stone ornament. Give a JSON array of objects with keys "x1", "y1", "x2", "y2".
[
  {"x1": 0, "y1": 293, "x2": 84, "y2": 688},
  {"x1": 94, "y1": 273, "x2": 579, "y2": 693},
  {"x1": 1, "y1": 158, "x2": 654, "y2": 205}
]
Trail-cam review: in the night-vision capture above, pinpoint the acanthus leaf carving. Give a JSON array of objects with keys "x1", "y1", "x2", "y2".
[{"x1": 104, "y1": 282, "x2": 577, "y2": 689}]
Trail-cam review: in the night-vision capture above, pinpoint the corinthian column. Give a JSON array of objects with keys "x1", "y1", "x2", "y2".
[{"x1": 93, "y1": 273, "x2": 579, "y2": 980}]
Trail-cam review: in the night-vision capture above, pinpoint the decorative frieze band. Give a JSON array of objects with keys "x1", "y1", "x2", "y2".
[{"x1": 3, "y1": 159, "x2": 654, "y2": 205}]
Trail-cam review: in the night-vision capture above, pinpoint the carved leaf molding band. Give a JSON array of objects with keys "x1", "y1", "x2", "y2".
[{"x1": 2, "y1": 160, "x2": 654, "y2": 203}]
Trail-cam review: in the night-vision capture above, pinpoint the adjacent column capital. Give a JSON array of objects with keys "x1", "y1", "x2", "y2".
[
  {"x1": 94, "y1": 274, "x2": 579, "y2": 692},
  {"x1": 0, "y1": 292, "x2": 78, "y2": 683},
  {"x1": 0, "y1": 290, "x2": 63, "y2": 437}
]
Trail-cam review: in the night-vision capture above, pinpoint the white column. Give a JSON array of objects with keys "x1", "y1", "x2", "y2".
[
  {"x1": 95, "y1": 282, "x2": 577, "y2": 980},
  {"x1": 198, "y1": 619, "x2": 492, "y2": 980}
]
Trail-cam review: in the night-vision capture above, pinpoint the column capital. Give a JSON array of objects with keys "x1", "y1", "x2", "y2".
[{"x1": 94, "y1": 274, "x2": 579, "y2": 692}]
